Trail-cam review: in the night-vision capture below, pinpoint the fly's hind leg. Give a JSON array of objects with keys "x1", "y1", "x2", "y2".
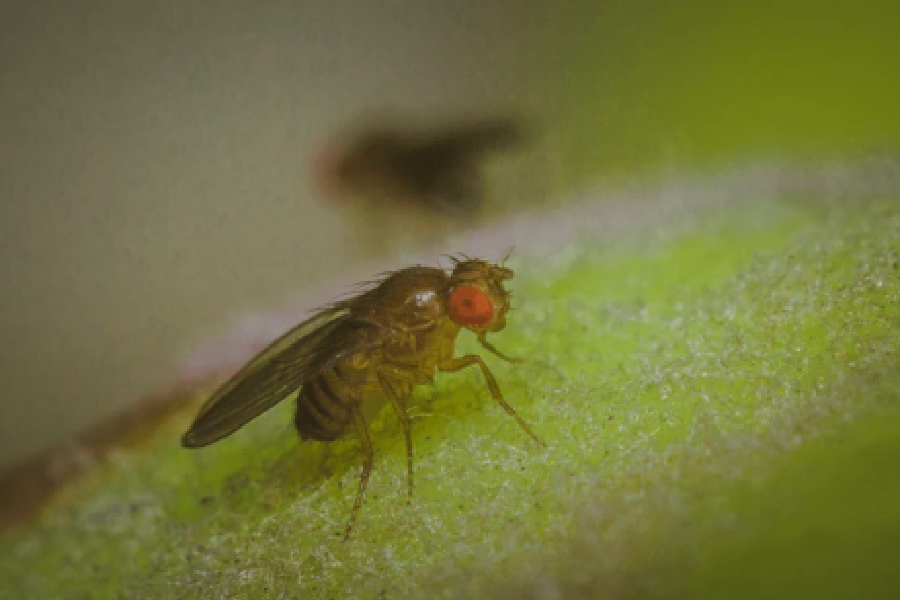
[
  {"x1": 377, "y1": 368, "x2": 415, "y2": 505},
  {"x1": 318, "y1": 442, "x2": 334, "y2": 477},
  {"x1": 438, "y1": 355, "x2": 545, "y2": 447},
  {"x1": 345, "y1": 405, "x2": 374, "y2": 541}
]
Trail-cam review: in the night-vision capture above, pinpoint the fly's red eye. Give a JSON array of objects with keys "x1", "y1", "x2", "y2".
[{"x1": 448, "y1": 285, "x2": 494, "y2": 326}]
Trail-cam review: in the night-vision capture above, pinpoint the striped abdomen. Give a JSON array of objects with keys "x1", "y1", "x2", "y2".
[
  {"x1": 294, "y1": 361, "x2": 359, "y2": 442},
  {"x1": 293, "y1": 318, "x2": 459, "y2": 441}
]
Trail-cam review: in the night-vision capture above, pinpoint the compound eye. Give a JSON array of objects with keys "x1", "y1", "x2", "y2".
[{"x1": 448, "y1": 285, "x2": 494, "y2": 326}]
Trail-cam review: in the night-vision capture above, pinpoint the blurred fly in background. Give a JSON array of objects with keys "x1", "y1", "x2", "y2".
[{"x1": 310, "y1": 112, "x2": 531, "y2": 255}]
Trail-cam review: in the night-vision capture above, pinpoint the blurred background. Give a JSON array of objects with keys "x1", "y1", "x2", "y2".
[{"x1": 1, "y1": 0, "x2": 898, "y2": 468}]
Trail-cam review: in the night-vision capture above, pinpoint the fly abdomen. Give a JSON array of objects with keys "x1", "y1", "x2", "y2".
[{"x1": 294, "y1": 364, "x2": 354, "y2": 441}]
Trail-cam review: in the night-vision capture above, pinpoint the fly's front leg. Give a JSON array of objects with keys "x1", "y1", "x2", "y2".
[
  {"x1": 438, "y1": 355, "x2": 545, "y2": 447},
  {"x1": 345, "y1": 405, "x2": 374, "y2": 541},
  {"x1": 476, "y1": 332, "x2": 521, "y2": 363},
  {"x1": 377, "y1": 368, "x2": 415, "y2": 505}
]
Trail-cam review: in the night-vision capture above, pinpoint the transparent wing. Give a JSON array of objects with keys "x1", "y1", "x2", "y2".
[
  {"x1": 422, "y1": 117, "x2": 528, "y2": 158},
  {"x1": 182, "y1": 305, "x2": 383, "y2": 448}
]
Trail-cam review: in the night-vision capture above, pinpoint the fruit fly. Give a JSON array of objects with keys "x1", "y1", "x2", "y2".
[
  {"x1": 311, "y1": 114, "x2": 529, "y2": 254},
  {"x1": 313, "y1": 114, "x2": 527, "y2": 216},
  {"x1": 182, "y1": 255, "x2": 544, "y2": 539}
]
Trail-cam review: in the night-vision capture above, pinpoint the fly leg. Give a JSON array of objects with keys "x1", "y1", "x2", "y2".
[
  {"x1": 438, "y1": 355, "x2": 545, "y2": 447},
  {"x1": 318, "y1": 442, "x2": 333, "y2": 477},
  {"x1": 345, "y1": 404, "x2": 374, "y2": 541},
  {"x1": 377, "y1": 368, "x2": 415, "y2": 505},
  {"x1": 476, "y1": 332, "x2": 521, "y2": 363}
]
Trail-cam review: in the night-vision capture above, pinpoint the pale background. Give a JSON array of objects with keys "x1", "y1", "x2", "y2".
[{"x1": 4, "y1": 0, "x2": 898, "y2": 467}]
